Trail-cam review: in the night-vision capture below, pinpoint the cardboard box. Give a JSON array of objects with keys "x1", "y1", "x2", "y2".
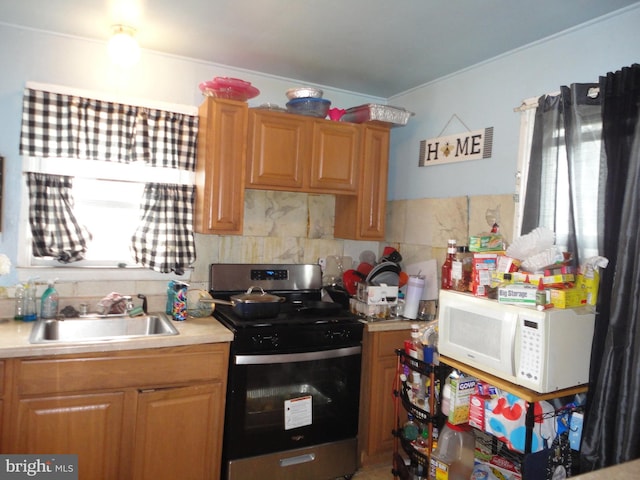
[
  {"x1": 577, "y1": 271, "x2": 600, "y2": 306},
  {"x1": 472, "y1": 253, "x2": 500, "y2": 296},
  {"x1": 511, "y1": 272, "x2": 575, "y2": 286},
  {"x1": 448, "y1": 374, "x2": 477, "y2": 424},
  {"x1": 469, "y1": 234, "x2": 505, "y2": 252},
  {"x1": 468, "y1": 393, "x2": 486, "y2": 430},
  {"x1": 548, "y1": 286, "x2": 587, "y2": 308},
  {"x1": 497, "y1": 283, "x2": 537, "y2": 305},
  {"x1": 472, "y1": 458, "x2": 522, "y2": 480}
]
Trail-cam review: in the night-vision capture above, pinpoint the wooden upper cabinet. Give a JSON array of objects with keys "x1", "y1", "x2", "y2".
[
  {"x1": 195, "y1": 98, "x2": 248, "y2": 235},
  {"x1": 310, "y1": 120, "x2": 360, "y2": 193},
  {"x1": 246, "y1": 109, "x2": 360, "y2": 194},
  {"x1": 246, "y1": 109, "x2": 310, "y2": 190},
  {"x1": 334, "y1": 124, "x2": 390, "y2": 240}
]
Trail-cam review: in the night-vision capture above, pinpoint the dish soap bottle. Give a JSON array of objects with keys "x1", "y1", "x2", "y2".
[{"x1": 40, "y1": 279, "x2": 59, "y2": 319}]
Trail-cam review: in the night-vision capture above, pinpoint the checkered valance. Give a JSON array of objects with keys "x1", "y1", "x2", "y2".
[
  {"x1": 20, "y1": 88, "x2": 198, "y2": 170},
  {"x1": 19, "y1": 86, "x2": 198, "y2": 274}
]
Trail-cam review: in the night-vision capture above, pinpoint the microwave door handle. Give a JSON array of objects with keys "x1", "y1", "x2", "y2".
[{"x1": 508, "y1": 314, "x2": 518, "y2": 375}]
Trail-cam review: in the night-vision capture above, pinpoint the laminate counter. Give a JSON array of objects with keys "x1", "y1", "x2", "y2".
[{"x1": 0, "y1": 315, "x2": 233, "y2": 358}]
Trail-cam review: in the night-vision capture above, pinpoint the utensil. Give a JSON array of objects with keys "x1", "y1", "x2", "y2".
[{"x1": 202, "y1": 287, "x2": 285, "y2": 319}]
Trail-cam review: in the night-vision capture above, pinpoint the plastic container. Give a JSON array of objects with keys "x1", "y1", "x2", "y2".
[
  {"x1": 23, "y1": 278, "x2": 38, "y2": 322},
  {"x1": 403, "y1": 276, "x2": 425, "y2": 319},
  {"x1": 402, "y1": 413, "x2": 420, "y2": 442},
  {"x1": 40, "y1": 279, "x2": 59, "y2": 319},
  {"x1": 14, "y1": 283, "x2": 25, "y2": 321},
  {"x1": 428, "y1": 422, "x2": 475, "y2": 480},
  {"x1": 286, "y1": 97, "x2": 331, "y2": 118}
]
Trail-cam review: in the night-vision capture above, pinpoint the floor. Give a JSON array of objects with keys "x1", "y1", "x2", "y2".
[{"x1": 352, "y1": 462, "x2": 394, "y2": 479}]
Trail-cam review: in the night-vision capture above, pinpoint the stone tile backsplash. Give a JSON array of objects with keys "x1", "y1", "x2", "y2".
[{"x1": 0, "y1": 189, "x2": 515, "y2": 317}]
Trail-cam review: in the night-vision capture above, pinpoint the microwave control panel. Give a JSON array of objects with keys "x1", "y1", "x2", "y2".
[{"x1": 518, "y1": 318, "x2": 543, "y2": 382}]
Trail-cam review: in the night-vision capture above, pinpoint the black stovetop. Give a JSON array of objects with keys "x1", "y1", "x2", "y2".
[{"x1": 209, "y1": 263, "x2": 363, "y2": 352}]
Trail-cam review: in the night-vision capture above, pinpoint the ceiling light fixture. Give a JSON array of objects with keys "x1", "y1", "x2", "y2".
[{"x1": 108, "y1": 24, "x2": 140, "y2": 67}]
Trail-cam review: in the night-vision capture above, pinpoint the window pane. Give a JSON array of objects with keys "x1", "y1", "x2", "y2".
[{"x1": 71, "y1": 179, "x2": 144, "y2": 265}]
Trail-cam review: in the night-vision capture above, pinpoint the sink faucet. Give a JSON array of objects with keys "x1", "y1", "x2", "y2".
[
  {"x1": 137, "y1": 294, "x2": 148, "y2": 314},
  {"x1": 122, "y1": 296, "x2": 135, "y2": 313}
]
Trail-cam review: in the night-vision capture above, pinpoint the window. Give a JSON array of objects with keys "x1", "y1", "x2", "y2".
[
  {"x1": 29, "y1": 177, "x2": 145, "y2": 267},
  {"x1": 515, "y1": 85, "x2": 603, "y2": 268},
  {"x1": 18, "y1": 83, "x2": 198, "y2": 280}
]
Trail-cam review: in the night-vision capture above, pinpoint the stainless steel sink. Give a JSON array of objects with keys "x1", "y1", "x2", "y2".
[{"x1": 29, "y1": 313, "x2": 179, "y2": 344}]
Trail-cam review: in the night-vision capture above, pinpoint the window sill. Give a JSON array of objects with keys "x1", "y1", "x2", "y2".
[{"x1": 17, "y1": 266, "x2": 191, "y2": 283}]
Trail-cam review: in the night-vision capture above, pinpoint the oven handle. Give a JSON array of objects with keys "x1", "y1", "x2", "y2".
[{"x1": 235, "y1": 345, "x2": 361, "y2": 365}]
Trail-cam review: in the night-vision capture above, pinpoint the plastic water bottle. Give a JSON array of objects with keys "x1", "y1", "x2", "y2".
[
  {"x1": 14, "y1": 283, "x2": 24, "y2": 321},
  {"x1": 402, "y1": 414, "x2": 420, "y2": 442},
  {"x1": 23, "y1": 278, "x2": 38, "y2": 322}
]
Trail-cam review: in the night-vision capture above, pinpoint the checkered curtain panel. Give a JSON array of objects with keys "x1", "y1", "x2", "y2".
[
  {"x1": 131, "y1": 184, "x2": 196, "y2": 275},
  {"x1": 20, "y1": 87, "x2": 198, "y2": 273},
  {"x1": 26, "y1": 173, "x2": 93, "y2": 263}
]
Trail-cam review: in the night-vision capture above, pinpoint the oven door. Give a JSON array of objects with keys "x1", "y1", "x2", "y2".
[{"x1": 223, "y1": 345, "x2": 362, "y2": 460}]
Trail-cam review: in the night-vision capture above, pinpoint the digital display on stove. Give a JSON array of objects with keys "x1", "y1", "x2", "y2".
[{"x1": 251, "y1": 269, "x2": 289, "y2": 281}]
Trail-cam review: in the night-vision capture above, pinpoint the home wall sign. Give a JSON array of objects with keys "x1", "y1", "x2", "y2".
[{"x1": 419, "y1": 126, "x2": 493, "y2": 167}]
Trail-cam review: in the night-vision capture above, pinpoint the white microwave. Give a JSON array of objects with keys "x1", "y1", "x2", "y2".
[{"x1": 438, "y1": 289, "x2": 595, "y2": 393}]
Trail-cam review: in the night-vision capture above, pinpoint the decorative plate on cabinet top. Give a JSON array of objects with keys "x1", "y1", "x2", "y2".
[{"x1": 199, "y1": 76, "x2": 260, "y2": 101}]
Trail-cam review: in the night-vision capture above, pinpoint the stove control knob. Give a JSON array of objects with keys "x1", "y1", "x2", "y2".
[
  {"x1": 251, "y1": 334, "x2": 280, "y2": 347},
  {"x1": 326, "y1": 329, "x2": 350, "y2": 340}
]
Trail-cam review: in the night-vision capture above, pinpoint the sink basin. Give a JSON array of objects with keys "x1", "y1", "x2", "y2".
[{"x1": 29, "y1": 313, "x2": 179, "y2": 344}]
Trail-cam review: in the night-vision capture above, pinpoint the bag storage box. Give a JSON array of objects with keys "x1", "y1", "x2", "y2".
[{"x1": 341, "y1": 104, "x2": 414, "y2": 126}]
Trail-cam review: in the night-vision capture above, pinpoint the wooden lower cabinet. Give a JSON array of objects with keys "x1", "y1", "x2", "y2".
[
  {"x1": 4, "y1": 343, "x2": 229, "y2": 480},
  {"x1": 133, "y1": 383, "x2": 224, "y2": 480},
  {"x1": 358, "y1": 326, "x2": 411, "y2": 467},
  {"x1": 15, "y1": 392, "x2": 128, "y2": 479}
]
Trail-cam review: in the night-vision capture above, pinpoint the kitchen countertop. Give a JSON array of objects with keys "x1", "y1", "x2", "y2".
[
  {"x1": 0, "y1": 312, "x2": 416, "y2": 358},
  {"x1": 363, "y1": 317, "x2": 426, "y2": 332},
  {"x1": 572, "y1": 459, "x2": 640, "y2": 479},
  {"x1": 0, "y1": 315, "x2": 233, "y2": 358}
]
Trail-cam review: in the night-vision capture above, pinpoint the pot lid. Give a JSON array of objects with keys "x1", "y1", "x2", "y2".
[{"x1": 231, "y1": 287, "x2": 285, "y2": 304}]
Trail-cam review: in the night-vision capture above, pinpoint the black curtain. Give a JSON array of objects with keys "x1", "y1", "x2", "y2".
[{"x1": 581, "y1": 64, "x2": 640, "y2": 470}]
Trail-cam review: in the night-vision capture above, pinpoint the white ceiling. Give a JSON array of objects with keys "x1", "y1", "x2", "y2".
[{"x1": 1, "y1": 0, "x2": 639, "y2": 97}]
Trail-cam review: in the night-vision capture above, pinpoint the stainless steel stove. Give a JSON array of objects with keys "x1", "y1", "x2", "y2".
[{"x1": 210, "y1": 263, "x2": 363, "y2": 480}]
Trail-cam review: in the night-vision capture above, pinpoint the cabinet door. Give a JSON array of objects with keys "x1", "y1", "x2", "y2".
[
  {"x1": 309, "y1": 120, "x2": 360, "y2": 193},
  {"x1": 334, "y1": 124, "x2": 390, "y2": 240},
  {"x1": 15, "y1": 392, "x2": 127, "y2": 480},
  {"x1": 246, "y1": 110, "x2": 311, "y2": 190},
  {"x1": 195, "y1": 98, "x2": 248, "y2": 235},
  {"x1": 133, "y1": 383, "x2": 225, "y2": 480},
  {"x1": 359, "y1": 327, "x2": 410, "y2": 466}
]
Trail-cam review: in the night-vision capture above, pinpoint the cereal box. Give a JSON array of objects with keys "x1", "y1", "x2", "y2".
[{"x1": 448, "y1": 374, "x2": 477, "y2": 425}]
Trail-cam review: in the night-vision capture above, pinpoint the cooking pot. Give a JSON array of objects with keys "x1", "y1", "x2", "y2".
[{"x1": 204, "y1": 287, "x2": 285, "y2": 319}]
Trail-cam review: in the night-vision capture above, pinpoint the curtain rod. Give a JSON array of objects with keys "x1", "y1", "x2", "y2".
[
  {"x1": 25, "y1": 81, "x2": 198, "y2": 116},
  {"x1": 513, "y1": 87, "x2": 599, "y2": 113}
]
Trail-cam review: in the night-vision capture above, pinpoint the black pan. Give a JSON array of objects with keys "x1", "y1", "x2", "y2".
[{"x1": 204, "y1": 287, "x2": 285, "y2": 319}]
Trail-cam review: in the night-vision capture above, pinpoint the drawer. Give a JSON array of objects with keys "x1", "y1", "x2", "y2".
[{"x1": 16, "y1": 343, "x2": 229, "y2": 396}]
